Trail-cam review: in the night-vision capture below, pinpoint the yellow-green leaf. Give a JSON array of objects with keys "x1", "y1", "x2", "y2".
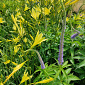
[
  {"x1": 65, "y1": 0, "x2": 72, "y2": 5},
  {"x1": 31, "y1": 6, "x2": 41, "y2": 19},
  {"x1": 0, "y1": 82, "x2": 3, "y2": 85},
  {"x1": 65, "y1": 0, "x2": 79, "y2": 5},
  {"x1": 35, "y1": 77, "x2": 54, "y2": 84},
  {"x1": 0, "y1": 18, "x2": 5, "y2": 23},
  {"x1": 69, "y1": 0, "x2": 79, "y2": 5},
  {"x1": 3, "y1": 61, "x2": 26, "y2": 84},
  {"x1": 31, "y1": 30, "x2": 47, "y2": 48},
  {"x1": 14, "y1": 45, "x2": 20, "y2": 54},
  {"x1": 12, "y1": 62, "x2": 18, "y2": 65},
  {"x1": 23, "y1": 37, "x2": 27, "y2": 43},
  {"x1": 42, "y1": 7, "x2": 51, "y2": 15},
  {"x1": 29, "y1": 34, "x2": 34, "y2": 41},
  {"x1": 11, "y1": 14, "x2": 20, "y2": 30},
  {"x1": 3, "y1": 3, "x2": 5, "y2": 8},
  {"x1": 24, "y1": 4, "x2": 29, "y2": 11},
  {"x1": 0, "y1": 41, "x2": 2, "y2": 43},
  {"x1": 13, "y1": 36, "x2": 20, "y2": 43},
  {"x1": 20, "y1": 70, "x2": 33, "y2": 84},
  {"x1": 3, "y1": 60, "x2": 10, "y2": 64}
]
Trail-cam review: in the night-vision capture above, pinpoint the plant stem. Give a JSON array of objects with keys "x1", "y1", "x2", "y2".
[
  {"x1": 59, "y1": 0, "x2": 66, "y2": 65},
  {"x1": 24, "y1": 49, "x2": 45, "y2": 69}
]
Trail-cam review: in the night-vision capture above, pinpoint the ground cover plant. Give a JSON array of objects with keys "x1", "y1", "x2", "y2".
[{"x1": 0, "y1": 0, "x2": 85, "y2": 85}]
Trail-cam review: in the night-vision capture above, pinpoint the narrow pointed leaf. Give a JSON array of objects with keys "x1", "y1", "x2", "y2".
[
  {"x1": 35, "y1": 77, "x2": 54, "y2": 84},
  {"x1": 54, "y1": 70, "x2": 61, "y2": 79},
  {"x1": 62, "y1": 61, "x2": 68, "y2": 68},
  {"x1": 77, "y1": 60, "x2": 85, "y2": 69},
  {"x1": 68, "y1": 74, "x2": 80, "y2": 81},
  {"x1": 3, "y1": 61, "x2": 26, "y2": 84}
]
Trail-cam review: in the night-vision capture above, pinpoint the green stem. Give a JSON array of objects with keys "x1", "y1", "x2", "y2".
[
  {"x1": 25, "y1": 80, "x2": 27, "y2": 85},
  {"x1": 59, "y1": 65, "x2": 62, "y2": 84}
]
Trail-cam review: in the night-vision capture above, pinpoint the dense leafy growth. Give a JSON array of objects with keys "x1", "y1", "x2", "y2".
[{"x1": 0, "y1": 0, "x2": 85, "y2": 85}]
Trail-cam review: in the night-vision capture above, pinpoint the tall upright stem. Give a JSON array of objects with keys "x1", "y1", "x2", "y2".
[{"x1": 58, "y1": 0, "x2": 66, "y2": 65}]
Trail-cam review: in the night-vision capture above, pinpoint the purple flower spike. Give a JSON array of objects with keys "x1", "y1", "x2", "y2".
[
  {"x1": 58, "y1": 27, "x2": 65, "y2": 65},
  {"x1": 39, "y1": 57, "x2": 45, "y2": 69},
  {"x1": 71, "y1": 32, "x2": 80, "y2": 39},
  {"x1": 36, "y1": 50, "x2": 45, "y2": 69},
  {"x1": 58, "y1": 20, "x2": 66, "y2": 65},
  {"x1": 41, "y1": 59, "x2": 45, "y2": 69},
  {"x1": 58, "y1": 1, "x2": 66, "y2": 65}
]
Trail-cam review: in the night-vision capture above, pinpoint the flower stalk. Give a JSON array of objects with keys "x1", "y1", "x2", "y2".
[
  {"x1": 24, "y1": 49, "x2": 45, "y2": 69},
  {"x1": 58, "y1": 0, "x2": 66, "y2": 65},
  {"x1": 35, "y1": 50, "x2": 45, "y2": 69}
]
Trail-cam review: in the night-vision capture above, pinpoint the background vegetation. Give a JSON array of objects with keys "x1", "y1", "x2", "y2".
[{"x1": 0, "y1": 0, "x2": 85, "y2": 85}]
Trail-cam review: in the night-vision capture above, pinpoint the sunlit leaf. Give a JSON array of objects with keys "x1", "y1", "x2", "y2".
[
  {"x1": 51, "y1": 0, "x2": 54, "y2": 3},
  {"x1": 29, "y1": 34, "x2": 34, "y2": 41},
  {"x1": 14, "y1": 45, "x2": 20, "y2": 54},
  {"x1": 77, "y1": 60, "x2": 85, "y2": 69},
  {"x1": 13, "y1": 24, "x2": 17, "y2": 30},
  {"x1": 23, "y1": 37, "x2": 27, "y2": 43},
  {"x1": 20, "y1": 70, "x2": 33, "y2": 84},
  {"x1": 3, "y1": 3, "x2": 5, "y2": 8},
  {"x1": 31, "y1": 30, "x2": 47, "y2": 48},
  {"x1": 12, "y1": 62, "x2": 18, "y2": 65},
  {"x1": 42, "y1": 7, "x2": 51, "y2": 15},
  {"x1": 3, "y1": 60, "x2": 10, "y2": 64},
  {"x1": 13, "y1": 36, "x2": 20, "y2": 43},
  {"x1": 68, "y1": 74, "x2": 80, "y2": 82},
  {"x1": 6, "y1": 39, "x2": 12, "y2": 42},
  {"x1": 24, "y1": 4, "x2": 29, "y2": 11},
  {"x1": 66, "y1": 17, "x2": 69, "y2": 22},
  {"x1": 35, "y1": 77, "x2": 54, "y2": 84},
  {"x1": 31, "y1": 6, "x2": 41, "y2": 20},
  {"x1": 11, "y1": 14, "x2": 20, "y2": 30},
  {"x1": 0, "y1": 18, "x2": 5, "y2": 23},
  {"x1": 18, "y1": 16, "x2": 25, "y2": 22},
  {"x1": 26, "y1": 0, "x2": 29, "y2": 4},
  {"x1": 65, "y1": 68, "x2": 72, "y2": 74},
  {"x1": 15, "y1": 12, "x2": 21, "y2": 17},
  {"x1": 65, "y1": 0, "x2": 72, "y2": 5},
  {"x1": 65, "y1": 0, "x2": 79, "y2": 5},
  {"x1": 3, "y1": 61, "x2": 26, "y2": 84},
  {"x1": 73, "y1": 56, "x2": 85, "y2": 59},
  {"x1": 77, "y1": 24, "x2": 82, "y2": 28},
  {"x1": 62, "y1": 61, "x2": 68, "y2": 68},
  {"x1": 0, "y1": 82, "x2": 3, "y2": 85},
  {"x1": 0, "y1": 41, "x2": 2, "y2": 43},
  {"x1": 69, "y1": 0, "x2": 79, "y2": 5}
]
